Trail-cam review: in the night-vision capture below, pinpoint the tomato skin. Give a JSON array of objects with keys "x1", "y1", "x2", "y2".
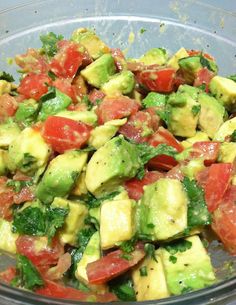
[
  {"x1": 53, "y1": 78, "x2": 76, "y2": 102},
  {"x1": 187, "y1": 50, "x2": 215, "y2": 61},
  {"x1": 89, "y1": 89, "x2": 105, "y2": 105},
  {"x1": 124, "y1": 171, "x2": 164, "y2": 200},
  {"x1": 13, "y1": 187, "x2": 35, "y2": 204},
  {"x1": 50, "y1": 40, "x2": 91, "y2": 79},
  {"x1": 0, "y1": 267, "x2": 16, "y2": 284},
  {"x1": 17, "y1": 73, "x2": 51, "y2": 101},
  {"x1": 212, "y1": 186, "x2": 236, "y2": 255},
  {"x1": 0, "y1": 94, "x2": 18, "y2": 122},
  {"x1": 191, "y1": 141, "x2": 220, "y2": 166},
  {"x1": 86, "y1": 243, "x2": 145, "y2": 284},
  {"x1": 204, "y1": 163, "x2": 233, "y2": 212},
  {"x1": 36, "y1": 280, "x2": 117, "y2": 302},
  {"x1": 0, "y1": 177, "x2": 14, "y2": 220},
  {"x1": 147, "y1": 127, "x2": 183, "y2": 170},
  {"x1": 111, "y1": 48, "x2": 126, "y2": 71},
  {"x1": 136, "y1": 68, "x2": 176, "y2": 93},
  {"x1": 96, "y1": 96, "x2": 140, "y2": 125},
  {"x1": 193, "y1": 68, "x2": 215, "y2": 92},
  {"x1": 42, "y1": 116, "x2": 92, "y2": 153},
  {"x1": 16, "y1": 236, "x2": 64, "y2": 266}
]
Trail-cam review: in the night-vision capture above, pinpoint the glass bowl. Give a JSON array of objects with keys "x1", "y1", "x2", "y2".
[{"x1": 0, "y1": 0, "x2": 236, "y2": 304}]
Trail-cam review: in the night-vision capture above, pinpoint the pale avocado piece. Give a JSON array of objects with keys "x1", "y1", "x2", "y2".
[
  {"x1": 138, "y1": 178, "x2": 188, "y2": 241},
  {"x1": 101, "y1": 71, "x2": 135, "y2": 96},
  {"x1": 209, "y1": 76, "x2": 236, "y2": 111},
  {"x1": 181, "y1": 131, "x2": 209, "y2": 149},
  {"x1": 132, "y1": 250, "x2": 170, "y2": 301},
  {"x1": 88, "y1": 118, "x2": 127, "y2": 149},
  {"x1": 51, "y1": 197, "x2": 88, "y2": 246},
  {"x1": 218, "y1": 142, "x2": 236, "y2": 163},
  {"x1": 72, "y1": 169, "x2": 88, "y2": 196},
  {"x1": 159, "y1": 235, "x2": 216, "y2": 295},
  {"x1": 167, "y1": 92, "x2": 199, "y2": 137},
  {"x1": 0, "y1": 119, "x2": 20, "y2": 148},
  {"x1": 75, "y1": 231, "x2": 101, "y2": 282},
  {"x1": 198, "y1": 93, "x2": 225, "y2": 139},
  {"x1": 213, "y1": 117, "x2": 236, "y2": 141},
  {"x1": 179, "y1": 55, "x2": 218, "y2": 84},
  {"x1": 8, "y1": 127, "x2": 51, "y2": 175},
  {"x1": 85, "y1": 136, "x2": 141, "y2": 197},
  {"x1": 0, "y1": 149, "x2": 8, "y2": 175},
  {"x1": 0, "y1": 218, "x2": 18, "y2": 254},
  {"x1": 71, "y1": 28, "x2": 110, "y2": 59},
  {"x1": 36, "y1": 151, "x2": 88, "y2": 204},
  {"x1": 0, "y1": 80, "x2": 12, "y2": 95},
  {"x1": 181, "y1": 158, "x2": 205, "y2": 180},
  {"x1": 100, "y1": 198, "x2": 135, "y2": 249},
  {"x1": 139, "y1": 48, "x2": 168, "y2": 65},
  {"x1": 55, "y1": 110, "x2": 97, "y2": 126},
  {"x1": 15, "y1": 98, "x2": 38, "y2": 127},
  {"x1": 167, "y1": 48, "x2": 189, "y2": 70},
  {"x1": 81, "y1": 54, "x2": 116, "y2": 88}
]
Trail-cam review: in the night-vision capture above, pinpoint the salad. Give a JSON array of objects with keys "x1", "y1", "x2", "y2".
[{"x1": 0, "y1": 28, "x2": 236, "y2": 302}]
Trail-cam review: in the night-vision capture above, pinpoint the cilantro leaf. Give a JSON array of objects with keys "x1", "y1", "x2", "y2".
[
  {"x1": 144, "y1": 243, "x2": 157, "y2": 262},
  {"x1": 191, "y1": 104, "x2": 201, "y2": 116},
  {"x1": 46, "y1": 207, "x2": 69, "y2": 242},
  {"x1": 200, "y1": 55, "x2": 214, "y2": 72},
  {"x1": 120, "y1": 235, "x2": 137, "y2": 253},
  {"x1": 40, "y1": 32, "x2": 64, "y2": 57},
  {"x1": 11, "y1": 255, "x2": 44, "y2": 290},
  {"x1": 231, "y1": 130, "x2": 236, "y2": 142},
  {"x1": 183, "y1": 177, "x2": 211, "y2": 228},
  {"x1": 6, "y1": 179, "x2": 33, "y2": 193},
  {"x1": 139, "y1": 266, "x2": 148, "y2": 276},
  {"x1": 164, "y1": 239, "x2": 192, "y2": 255},
  {"x1": 109, "y1": 277, "x2": 136, "y2": 301},
  {"x1": 0, "y1": 71, "x2": 14, "y2": 82},
  {"x1": 77, "y1": 227, "x2": 96, "y2": 249},
  {"x1": 227, "y1": 75, "x2": 236, "y2": 82},
  {"x1": 169, "y1": 255, "x2": 177, "y2": 264},
  {"x1": 80, "y1": 191, "x2": 120, "y2": 209},
  {"x1": 19, "y1": 153, "x2": 37, "y2": 172}
]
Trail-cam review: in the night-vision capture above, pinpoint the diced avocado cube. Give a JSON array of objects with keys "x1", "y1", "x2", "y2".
[
  {"x1": 0, "y1": 120, "x2": 20, "y2": 148},
  {"x1": 52, "y1": 197, "x2": 88, "y2": 246},
  {"x1": 81, "y1": 54, "x2": 116, "y2": 88},
  {"x1": 209, "y1": 76, "x2": 236, "y2": 111},
  {"x1": 167, "y1": 48, "x2": 189, "y2": 70},
  {"x1": 36, "y1": 151, "x2": 88, "y2": 204},
  {"x1": 89, "y1": 207, "x2": 101, "y2": 223},
  {"x1": 0, "y1": 149, "x2": 8, "y2": 175},
  {"x1": 142, "y1": 92, "x2": 167, "y2": 109},
  {"x1": 179, "y1": 55, "x2": 218, "y2": 84},
  {"x1": 198, "y1": 93, "x2": 225, "y2": 139},
  {"x1": 71, "y1": 170, "x2": 88, "y2": 196},
  {"x1": 85, "y1": 136, "x2": 141, "y2": 197},
  {"x1": 167, "y1": 92, "x2": 199, "y2": 137},
  {"x1": 138, "y1": 178, "x2": 188, "y2": 241},
  {"x1": 139, "y1": 48, "x2": 168, "y2": 65},
  {"x1": 177, "y1": 84, "x2": 201, "y2": 100},
  {"x1": 132, "y1": 250, "x2": 170, "y2": 301},
  {"x1": 213, "y1": 117, "x2": 236, "y2": 141},
  {"x1": 8, "y1": 127, "x2": 51, "y2": 175},
  {"x1": 0, "y1": 80, "x2": 12, "y2": 95},
  {"x1": 71, "y1": 28, "x2": 110, "y2": 59},
  {"x1": 55, "y1": 110, "x2": 97, "y2": 126},
  {"x1": 159, "y1": 235, "x2": 216, "y2": 295},
  {"x1": 101, "y1": 71, "x2": 135, "y2": 96},
  {"x1": 75, "y1": 231, "x2": 100, "y2": 282},
  {"x1": 181, "y1": 131, "x2": 209, "y2": 149},
  {"x1": 181, "y1": 158, "x2": 205, "y2": 180},
  {"x1": 100, "y1": 198, "x2": 134, "y2": 249},
  {"x1": 15, "y1": 98, "x2": 38, "y2": 127},
  {"x1": 0, "y1": 218, "x2": 18, "y2": 254},
  {"x1": 218, "y1": 142, "x2": 236, "y2": 163}
]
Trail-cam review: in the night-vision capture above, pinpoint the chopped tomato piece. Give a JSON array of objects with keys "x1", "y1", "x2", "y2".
[
  {"x1": 15, "y1": 48, "x2": 49, "y2": 74},
  {"x1": 204, "y1": 163, "x2": 233, "y2": 212},
  {"x1": 45, "y1": 253, "x2": 71, "y2": 281},
  {"x1": 0, "y1": 94, "x2": 18, "y2": 122},
  {"x1": 96, "y1": 96, "x2": 140, "y2": 125},
  {"x1": 124, "y1": 171, "x2": 164, "y2": 200},
  {"x1": 119, "y1": 111, "x2": 156, "y2": 143},
  {"x1": 42, "y1": 116, "x2": 92, "y2": 153},
  {"x1": 0, "y1": 177, "x2": 14, "y2": 220},
  {"x1": 53, "y1": 78, "x2": 76, "y2": 102},
  {"x1": 212, "y1": 186, "x2": 236, "y2": 255},
  {"x1": 166, "y1": 165, "x2": 184, "y2": 180},
  {"x1": 196, "y1": 167, "x2": 210, "y2": 189},
  {"x1": 50, "y1": 40, "x2": 91, "y2": 79},
  {"x1": 13, "y1": 171, "x2": 31, "y2": 181},
  {"x1": 16, "y1": 236, "x2": 64, "y2": 266},
  {"x1": 89, "y1": 89, "x2": 105, "y2": 105},
  {"x1": 17, "y1": 73, "x2": 51, "y2": 100},
  {"x1": 36, "y1": 280, "x2": 117, "y2": 302},
  {"x1": 0, "y1": 267, "x2": 16, "y2": 284},
  {"x1": 71, "y1": 75, "x2": 88, "y2": 101},
  {"x1": 193, "y1": 68, "x2": 215, "y2": 92},
  {"x1": 191, "y1": 141, "x2": 220, "y2": 166},
  {"x1": 86, "y1": 243, "x2": 145, "y2": 284},
  {"x1": 111, "y1": 48, "x2": 126, "y2": 71},
  {"x1": 187, "y1": 50, "x2": 215, "y2": 61},
  {"x1": 148, "y1": 127, "x2": 183, "y2": 170},
  {"x1": 13, "y1": 187, "x2": 35, "y2": 204},
  {"x1": 136, "y1": 68, "x2": 176, "y2": 93}
]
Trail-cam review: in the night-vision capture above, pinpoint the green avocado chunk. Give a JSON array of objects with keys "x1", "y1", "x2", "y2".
[
  {"x1": 85, "y1": 136, "x2": 141, "y2": 197},
  {"x1": 142, "y1": 92, "x2": 167, "y2": 109},
  {"x1": 15, "y1": 98, "x2": 38, "y2": 127},
  {"x1": 81, "y1": 54, "x2": 116, "y2": 88},
  {"x1": 137, "y1": 178, "x2": 188, "y2": 241},
  {"x1": 139, "y1": 48, "x2": 168, "y2": 65},
  {"x1": 0, "y1": 119, "x2": 21, "y2": 148},
  {"x1": 36, "y1": 151, "x2": 88, "y2": 204},
  {"x1": 159, "y1": 235, "x2": 216, "y2": 295},
  {"x1": 101, "y1": 70, "x2": 135, "y2": 96},
  {"x1": 213, "y1": 117, "x2": 236, "y2": 141}
]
